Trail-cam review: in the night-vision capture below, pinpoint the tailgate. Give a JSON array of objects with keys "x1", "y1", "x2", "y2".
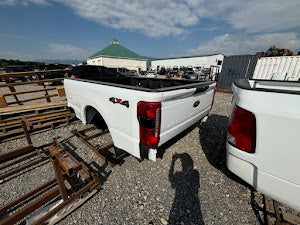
[{"x1": 159, "y1": 82, "x2": 216, "y2": 145}]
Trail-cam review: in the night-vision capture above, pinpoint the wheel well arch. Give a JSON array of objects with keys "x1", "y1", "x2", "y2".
[{"x1": 85, "y1": 105, "x2": 108, "y2": 130}]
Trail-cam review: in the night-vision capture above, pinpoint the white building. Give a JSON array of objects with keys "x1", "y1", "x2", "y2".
[
  {"x1": 87, "y1": 39, "x2": 147, "y2": 73},
  {"x1": 151, "y1": 53, "x2": 224, "y2": 72}
]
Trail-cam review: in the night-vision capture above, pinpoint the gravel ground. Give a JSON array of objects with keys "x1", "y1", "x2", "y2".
[{"x1": 0, "y1": 92, "x2": 267, "y2": 225}]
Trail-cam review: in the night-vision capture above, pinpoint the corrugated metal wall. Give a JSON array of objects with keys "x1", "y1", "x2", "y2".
[
  {"x1": 252, "y1": 56, "x2": 300, "y2": 80},
  {"x1": 217, "y1": 54, "x2": 259, "y2": 88}
]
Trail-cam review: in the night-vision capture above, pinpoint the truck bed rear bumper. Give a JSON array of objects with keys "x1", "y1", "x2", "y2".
[
  {"x1": 226, "y1": 142, "x2": 300, "y2": 212},
  {"x1": 110, "y1": 127, "x2": 141, "y2": 159}
]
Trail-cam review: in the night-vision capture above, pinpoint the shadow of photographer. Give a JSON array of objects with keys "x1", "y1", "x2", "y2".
[{"x1": 169, "y1": 153, "x2": 204, "y2": 225}]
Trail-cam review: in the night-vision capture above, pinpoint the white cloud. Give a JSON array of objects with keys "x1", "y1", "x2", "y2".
[
  {"x1": 55, "y1": 0, "x2": 198, "y2": 37},
  {"x1": 0, "y1": 32, "x2": 23, "y2": 39},
  {"x1": 0, "y1": 43, "x2": 94, "y2": 60},
  {"x1": 54, "y1": 0, "x2": 300, "y2": 37},
  {"x1": 2, "y1": 0, "x2": 299, "y2": 38},
  {"x1": 195, "y1": 0, "x2": 300, "y2": 33},
  {"x1": 0, "y1": 0, "x2": 49, "y2": 6},
  {"x1": 0, "y1": 50, "x2": 35, "y2": 60},
  {"x1": 188, "y1": 32, "x2": 300, "y2": 55},
  {"x1": 48, "y1": 43, "x2": 94, "y2": 59}
]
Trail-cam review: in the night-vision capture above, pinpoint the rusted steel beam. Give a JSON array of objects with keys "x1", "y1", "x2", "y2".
[
  {"x1": 0, "y1": 187, "x2": 60, "y2": 225},
  {"x1": 0, "y1": 137, "x2": 100, "y2": 225},
  {"x1": 0, "y1": 179, "x2": 57, "y2": 215},
  {"x1": 0, "y1": 110, "x2": 70, "y2": 127},
  {"x1": 1, "y1": 87, "x2": 57, "y2": 97},
  {"x1": 84, "y1": 129, "x2": 109, "y2": 140},
  {"x1": 0, "y1": 118, "x2": 77, "y2": 142},
  {"x1": 31, "y1": 179, "x2": 98, "y2": 225},
  {"x1": 78, "y1": 125, "x2": 97, "y2": 133},
  {"x1": 53, "y1": 140, "x2": 91, "y2": 176},
  {"x1": 7, "y1": 94, "x2": 58, "y2": 105},
  {"x1": 49, "y1": 144, "x2": 74, "y2": 177},
  {"x1": 37, "y1": 74, "x2": 51, "y2": 102},
  {"x1": 99, "y1": 143, "x2": 114, "y2": 151},
  {"x1": 280, "y1": 209, "x2": 300, "y2": 224},
  {"x1": 51, "y1": 158, "x2": 68, "y2": 201},
  {"x1": 0, "y1": 107, "x2": 68, "y2": 125},
  {"x1": 264, "y1": 195, "x2": 274, "y2": 225},
  {"x1": 74, "y1": 128, "x2": 121, "y2": 166},
  {"x1": 20, "y1": 117, "x2": 32, "y2": 145},
  {"x1": 0, "y1": 145, "x2": 34, "y2": 164},
  {"x1": 274, "y1": 200, "x2": 282, "y2": 223},
  {"x1": 0, "y1": 144, "x2": 67, "y2": 181},
  {"x1": 0, "y1": 151, "x2": 36, "y2": 170},
  {"x1": 2, "y1": 77, "x2": 21, "y2": 105},
  {"x1": 0, "y1": 156, "x2": 46, "y2": 180},
  {"x1": 0, "y1": 78, "x2": 64, "y2": 88}
]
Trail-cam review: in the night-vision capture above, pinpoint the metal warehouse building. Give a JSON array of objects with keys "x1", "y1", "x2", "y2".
[
  {"x1": 151, "y1": 53, "x2": 224, "y2": 71},
  {"x1": 87, "y1": 39, "x2": 147, "y2": 73},
  {"x1": 217, "y1": 54, "x2": 259, "y2": 88}
]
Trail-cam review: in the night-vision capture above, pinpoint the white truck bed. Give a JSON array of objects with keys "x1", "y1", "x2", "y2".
[
  {"x1": 227, "y1": 78, "x2": 300, "y2": 211},
  {"x1": 65, "y1": 76, "x2": 216, "y2": 161}
]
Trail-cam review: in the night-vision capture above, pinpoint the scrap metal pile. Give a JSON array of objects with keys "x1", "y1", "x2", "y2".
[
  {"x1": 0, "y1": 69, "x2": 75, "y2": 141},
  {"x1": 0, "y1": 118, "x2": 100, "y2": 224},
  {"x1": 258, "y1": 46, "x2": 295, "y2": 57},
  {"x1": 0, "y1": 70, "x2": 124, "y2": 224}
]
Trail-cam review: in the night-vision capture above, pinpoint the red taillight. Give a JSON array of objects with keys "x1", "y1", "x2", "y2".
[
  {"x1": 71, "y1": 75, "x2": 79, "y2": 78},
  {"x1": 210, "y1": 87, "x2": 216, "y2": 110},
  {"x1": 137, "y1": 101, "x2": 161, "y2": 147},
  {"x1": 227, "y1": 105, "x2": 256, "y2": 153}
]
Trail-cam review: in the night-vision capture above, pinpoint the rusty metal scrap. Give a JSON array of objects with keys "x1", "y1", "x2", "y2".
[
  {"x1": 0, "y1": 118, "x2": 57, "y2": 180},
  {"x1": 73, "y1": 126, "x2": 126, "y2": 166},
  {"x1": 264, "y1": 195, "x2": 300, "y2": 225},
  {"x1": 0, "y1": 138, "x2": 100, "y2": 225},
  {"x1": 0, "y1": 103, "x2": 77, "y2": 141}
]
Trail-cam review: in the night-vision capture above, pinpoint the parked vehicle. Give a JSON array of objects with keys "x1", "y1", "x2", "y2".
[
  {"x1": 113, "y1": 67, "x2": 133, "y2": 76},
  {"x1": 227, "y1": 78, "x2": 300, "y2": 212},
  {"x1": 64, "y1": 71, "x2": 216, "y2": 161},
  {"x1": 70, "y1": 65, "x2": 124, "y2": 79},
  {"x1": 182, "y1": 71, "x2": 198, "y2": 80},
  {"x1": 145, "y1": 70, "x2": 157, "y2": 78},
  {"x1": 2, "y1": 65, "x2": 34, "y2": 82},
  {"x1": 166, "y1": 71, "x2": 179, "y2": 78},
  {"x1": 42, "y1": 64, "x2": 70, "y2": 81},
  {"x1": 129, "y1": 70, "x2": 138, "y2": 76}
]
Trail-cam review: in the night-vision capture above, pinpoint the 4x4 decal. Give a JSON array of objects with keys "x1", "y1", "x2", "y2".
[{"x1": 109, "y1": 97, "x2": 129, "y2": 108}]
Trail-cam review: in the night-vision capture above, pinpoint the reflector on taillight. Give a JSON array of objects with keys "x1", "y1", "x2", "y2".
[
  {"x1": 71, "y1": 75, "x2": 79, "y2": 78},
  {"x1": 137, "y1": 101, "x2": 161, "y2": 147},
  {"x1": 227, "y1": 105, "x2": 256, "y2": 153}
]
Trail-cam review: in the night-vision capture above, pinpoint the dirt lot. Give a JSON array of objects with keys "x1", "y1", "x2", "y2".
[{"x1": 0, "y1": 92, "x2": 266, "y2": 224}]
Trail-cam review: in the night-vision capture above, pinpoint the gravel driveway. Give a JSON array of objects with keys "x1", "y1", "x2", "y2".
[{"x1": 0, "y1": 92, "x2": 265, "y2": 225}]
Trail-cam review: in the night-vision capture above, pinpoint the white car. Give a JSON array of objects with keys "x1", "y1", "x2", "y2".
[
  {"x1": 227, "y1": 78, "x2": 300, "y2": 212},
  {"x1": 145, "y1": 70, "x2": 157, "y2": 78},
  {"x1": 65, "y1": 71, "x2": 216, "y2": 161}
]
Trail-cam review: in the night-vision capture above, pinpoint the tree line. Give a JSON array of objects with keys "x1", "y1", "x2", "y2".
[{"x1": 0, "y1": 59, "x2": 46, "y2": 68}]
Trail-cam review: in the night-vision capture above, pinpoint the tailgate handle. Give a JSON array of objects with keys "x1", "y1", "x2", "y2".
[{"x1": 193, "y1": 100, "x2": 200, "y2": 107}]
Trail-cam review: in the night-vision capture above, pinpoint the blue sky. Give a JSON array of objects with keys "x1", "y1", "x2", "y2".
[{"x1": 0, "y1": 0, "x2": 299, "y2": 61}]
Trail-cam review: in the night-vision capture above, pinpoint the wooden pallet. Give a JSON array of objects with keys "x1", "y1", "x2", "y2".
[{"x1": 0, "y1": 100, "x2": 77, "y2": 141}]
